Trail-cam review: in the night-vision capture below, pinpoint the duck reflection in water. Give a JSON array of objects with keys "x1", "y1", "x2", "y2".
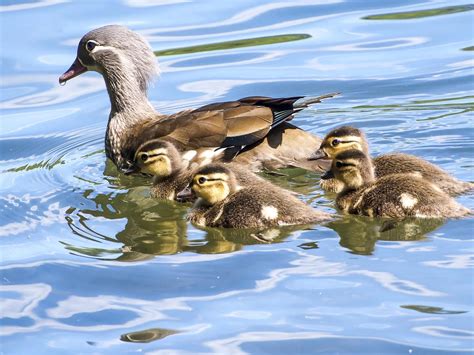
[
  {"x1": 64, "y1": 162, "x2": 311, "y2": 260},
  {"x1": 64, "y1": 160, "x2": 446, "y2": 260},
  {"x1": 327, "y1": 215, "x2": 444, "y2": 255}
]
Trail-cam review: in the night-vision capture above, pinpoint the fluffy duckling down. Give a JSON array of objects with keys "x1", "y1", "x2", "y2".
[
  {"x1": 179, "y1": 163, "x2": 332, "y2": 228},
  {"x1": 324, "y1": 149, "x2": 471, "y2": 219},
  {"x1": 310, "y1": 125, "x2": 473, "y2": 196},
  {"x1": 128, "y1": 139, "x2": 278, "y2": 201}
]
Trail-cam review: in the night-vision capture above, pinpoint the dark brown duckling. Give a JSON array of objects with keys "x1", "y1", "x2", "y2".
[
  {"x1": 59, "y1": 25, "x2": 337, "y2": 174},
  {"x1": 324, "y1": 149, "x2": 471, "y2": 219},
  {"x1": 310, "y1": 125, "x2": 473, "y2": 195},
  {"x1": 180, "y1": 163, "x2": 332, "y2": 228}
]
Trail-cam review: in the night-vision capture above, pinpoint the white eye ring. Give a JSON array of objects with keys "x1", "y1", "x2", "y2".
[{"x1": 85, "y1": 40, "x2": 99, "y2": 52}]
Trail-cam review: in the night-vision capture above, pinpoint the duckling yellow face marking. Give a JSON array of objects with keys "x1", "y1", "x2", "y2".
[
  {"x1": 333, "y1": 158, "x2": 364, "y2": 190},
  {"x1": 192, "y1": 173, "x2": 230, "y2": 205},
  {"x1": 321, "y1": 135, "x2": 365, "y2": 158},
  {"x1": 135, "y1": 148, "x2": 172, "y2": 177}
]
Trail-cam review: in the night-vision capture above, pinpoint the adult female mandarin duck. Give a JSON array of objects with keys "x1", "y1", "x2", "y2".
[{"x1": 59, "y1": 25, "x2": 338, "y2": 174}]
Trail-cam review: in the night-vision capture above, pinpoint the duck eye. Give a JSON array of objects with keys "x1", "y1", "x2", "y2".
[
  {"x1": 140, "y1": 153, "x2": 148, "y2": 162},
  {"x1": 332, "y1": 139, "x2": 341, "y2": 147},
  {"x1": 335, "y1": 161, "x2": 343, "y2": 168},
  {"x1": 198, "y1": 177, "x2": 207, "y2": 184},
  {"x1": 85, "y1": 40, "x2": 98, "y2": 52}
]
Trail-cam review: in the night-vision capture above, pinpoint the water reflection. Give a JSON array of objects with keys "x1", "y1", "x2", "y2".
[
  {"x1": 64, "y1": 163, "x2": 445, "y2": 259},
  {"x1": 0, "y1": 0, "x2": 66, "y2": 13},
  {"x1": 154, "y1": 34, "x2": 311, "y2": 56},
  {"x1": 363, "y1": 4, "x2": 474, "y2": 20},
  {"x1": 65, "y1": 184, "x2": 316, "y2": 260},
  {"x1": 58, "y1": 151, "x2": 453, "y2": 260},
  {"x1": 120, "y1": 327, "x2": 180, "y2": 343},
  {"x1": 328, "y1": 216, "x2": 444, "y2": 255},
  {"x1": 401, "y1": 305, "x2": 468, "y2": 315},
  {"x1": 59, "y1": 157, "x2": 337, "y2": 261}
]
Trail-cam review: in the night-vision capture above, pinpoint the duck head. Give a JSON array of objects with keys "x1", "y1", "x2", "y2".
[
  {"x1": 309, "y1": 126, "x2": 370, "y2": 160},
  {"x1": 323, "y1": 149, "x2": 375, "y2": 191},
  {"x1": 186, "y1": 164, "x2": 239, "y2": 206},
  {"x1": 59, "y1": 25, "x2": 158, "y2": 88},
  {"x1": 123, "y1": 139, "x2": 183, "y2": 177}
]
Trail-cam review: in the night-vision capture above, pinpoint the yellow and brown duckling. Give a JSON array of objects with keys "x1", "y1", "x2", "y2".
[
  {"x1": 59, "y1": 25, "x2": 337, "y2": 174},
  {"x1": 324, "y1": 149, "x2": 470, "y2": 219},
  {"x1": 129, "y1": 139, "x2": 193, "y2": 200},
  {"x1": 130, "y1": 140, "x2": 271, "y2": 201},
  {"x1": 178, "y1": 163, "x2": 332, "y2": 228},
  {"x1": 310, "y1": 125, "x2": 473, "y2": 195}
]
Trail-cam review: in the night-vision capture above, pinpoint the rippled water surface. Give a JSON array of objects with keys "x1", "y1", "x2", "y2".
[{"x1": 1, "y1": 0, "x2": 473, "y2": 353}]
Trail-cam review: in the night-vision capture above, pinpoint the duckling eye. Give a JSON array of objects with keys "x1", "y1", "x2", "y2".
[
  {"x1": 198, "y1": 177, "x2": 207, "y2": 184},
  {"x1": 335, "y1": 161, "x2": 343, "y2": 168},
  {"x1": 332, "y1": 139, "x2": 341, "y2": 147},
  {"x1": 140, "y1": 153, "x2": 149, "y2": 162},
  {"x1": 85, "y1": 40, "x2": 98, "y2": 52}
]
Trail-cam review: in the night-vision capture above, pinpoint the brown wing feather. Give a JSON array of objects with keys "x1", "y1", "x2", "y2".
[
  {"x1": 121, "y1": 94, "x2": 336, "y2": 167},
  {"x1": 166, "y1": 110, "x2": 228, "y2": 148}
]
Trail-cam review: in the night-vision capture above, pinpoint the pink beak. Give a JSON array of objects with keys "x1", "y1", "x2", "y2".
[{"x1": 59, "y1": 58, "x2": 87, "y2": 84}]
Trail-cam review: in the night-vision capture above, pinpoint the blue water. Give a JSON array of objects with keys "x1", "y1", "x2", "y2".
[{"x1": 1, "y1": 0, "x2": 473, "y2": 354}]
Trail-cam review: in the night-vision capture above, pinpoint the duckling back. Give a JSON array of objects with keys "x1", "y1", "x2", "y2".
[
  {"x1": 323, "y1": 154, "x2": 474, "y2": 195},
  {"x1": 187, "y1": 164, "x2": 331, "y2": 228},
  {"x1": 208, "y1": 185, "x2": 330, "y2": 228},
  {"x1": 338, "y1": 173, "x2": 471, "y2": 219},
  {"x1": 374, "y1": 153, "x2": 474, "y2": 196},
  {"x1": 313, "y1": 126, "x2": 473, "y2": 196}
]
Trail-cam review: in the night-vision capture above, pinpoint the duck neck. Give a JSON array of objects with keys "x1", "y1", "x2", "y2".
[
  {"x1": 103, "y1": 66, "x2": 156, "y2": 165},
  {"x1": 104, "y1": 67, "x2": 155, "y2": 119},
  {"x1": 337, "y1": 163, "x2": 375, "y2": 208}
]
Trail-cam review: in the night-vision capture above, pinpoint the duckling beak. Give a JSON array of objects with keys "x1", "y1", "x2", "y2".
[
  {"x1": 59, "y1": 58, "x2": 87, "y2": 84},
  {"x1": 321, "y1": 170, "x2": 335, "y2": 180},
  {"x1": 176, "y1": 186, "x2": 195, "y2": 202},
  {"x1": 121, "y1": 162, "x2": 139, "y2": 175},
  {"x1": 308, "y1": 149, "x2": 328, "y2": 161}
]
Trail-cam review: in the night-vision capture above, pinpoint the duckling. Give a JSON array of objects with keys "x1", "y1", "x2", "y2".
[
  {"x1": 131, "y1": 139, "x2": 271, "y2": 201},
  {"x1": 324, "y1": 149, "x2": 470, "y2": 219},
  {"x1": 179, "y1": 163, "x2": 332, "y2": 228},
  {"x1": 129, "y1": 139, "x2": 193, "y2": 200},
  {"x1": 59, "y1": 25, "x2": 337, "y2": 174},
  {"x1": 309, "y1": 125, "x2": 473, "y2": 195}
]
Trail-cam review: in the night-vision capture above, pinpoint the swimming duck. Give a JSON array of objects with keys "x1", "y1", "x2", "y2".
[
  {"x1": 309, "y1": 125, "x2": 473, "y2": 195},
  {"x1": 59, "y1": 25, "x2": 337, "y2": 174},
  {"x1": 178, "y1": 163, "x2": 332, "y2": 228},
  {"x1": 324, "y1": 149, "x2": 470, "y2": 219}
]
